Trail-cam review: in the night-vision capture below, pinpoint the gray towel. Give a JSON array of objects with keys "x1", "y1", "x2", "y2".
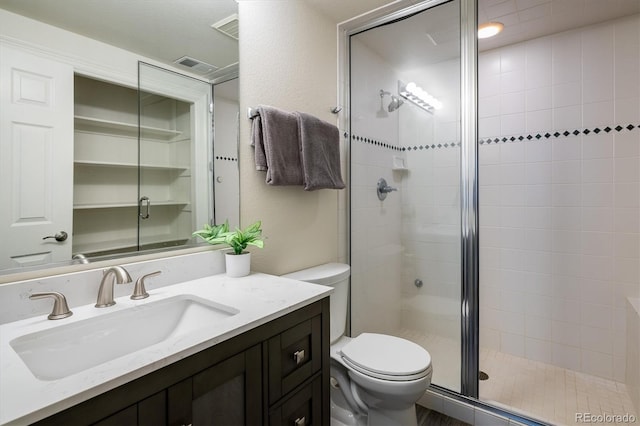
[
  {"x1": 251, "y1": 105, "x2": 303, "y2": 185},
  {"x1": 295, "y1": 111, "x2": 345, "y2": 191},
  {"x1": 251, "y1": 114, "x2": 267, "y2": 171}
]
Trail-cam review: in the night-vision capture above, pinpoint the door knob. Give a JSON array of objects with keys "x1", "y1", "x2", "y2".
[{"x1": 43, "y1": 231, "x2": 68, "y2": 242}]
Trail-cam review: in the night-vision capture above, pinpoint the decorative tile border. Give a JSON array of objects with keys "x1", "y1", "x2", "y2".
[
  {"x1": 215, "y1": 155, "x2": 238, "y2": 162},
  {"x1": 351, "y1": 134, "x2": 403, "y2": 151},
  {"x1": 353, "y1": 123, "x2": 639, "y2": 152},
  {"x1": 479, "y1": 123, "x2": 639, "y2": 146},
  {"x1": 404, "y1": 141, "x2": 460, "y2": 151}
]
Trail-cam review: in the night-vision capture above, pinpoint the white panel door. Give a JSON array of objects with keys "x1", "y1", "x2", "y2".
[{"x1": 0, "y1": 44, "x2": 74, "y2": 269}]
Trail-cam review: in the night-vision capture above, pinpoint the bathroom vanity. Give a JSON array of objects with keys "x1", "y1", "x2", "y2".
[{"x1": 0, "y1": 273, "x2": 331, "y2": 425}]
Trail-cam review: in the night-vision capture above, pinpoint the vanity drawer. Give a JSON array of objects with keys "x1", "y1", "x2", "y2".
[
  {"x1": 268, "y1": 314, "x2": 322, "y2": 404},
  {"x1": 269, "y1": 374, "x2": 322, "y2": 426}
]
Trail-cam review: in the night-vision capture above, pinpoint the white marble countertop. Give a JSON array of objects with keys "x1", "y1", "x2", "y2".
[{"x1": 0, "y1": 272, "x2": 332, "y2": 425}]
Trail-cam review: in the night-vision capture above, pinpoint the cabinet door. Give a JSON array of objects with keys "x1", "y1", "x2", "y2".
[
  {"x1": 92, "y1": 405, "x2": 138, "y2": 426},
  {"x1": 90, "y1": 390, "x2": 166, "y2": 426},
  {"x1": 268, "y1": 316, "x2": 322, "y2": 404},
  {"x1": 168, "y1": 344, "x2": 262, "y2": 426},
  {"x1": 269, "y1": 375, "x2": 322, "y2": 426},
  {"x1": 0, "y1": 44, "x2": 74, "y2": 269}
]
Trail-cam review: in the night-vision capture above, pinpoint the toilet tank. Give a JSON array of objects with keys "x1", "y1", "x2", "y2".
[{"x1": 282, "y1": 263, "x2": 350, "y2": 344}]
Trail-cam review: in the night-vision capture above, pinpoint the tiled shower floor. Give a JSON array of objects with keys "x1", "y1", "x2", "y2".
[{"x1": 398, "y1": 328, "x2": 638, "y2": 426}]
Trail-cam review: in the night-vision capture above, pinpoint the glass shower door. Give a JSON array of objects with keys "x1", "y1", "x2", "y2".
[
  {"x1": 137, "y1": 62, "x2": 213, "y2": 250},
  {"x1": 349, "y1": 0, "x2": 463, "y2": 392}
]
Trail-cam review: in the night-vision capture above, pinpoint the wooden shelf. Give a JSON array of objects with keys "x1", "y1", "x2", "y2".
[
  {"x1": 73, "y1": 235, "x2": 187, "y2": 255},
  {"x1": 75, "y1": 115, "x2": 182, "y2": 140},
  {"x1": 73, "y1": 201, "x2": 189, "y2": 210},
  {"x1": 74, "y1": 160, "x2": 188, "y2": 171}
]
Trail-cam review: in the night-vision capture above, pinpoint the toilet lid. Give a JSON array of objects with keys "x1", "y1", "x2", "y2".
[{"x1": 339, "y1": 333, "x2": 431, "y2": 379}]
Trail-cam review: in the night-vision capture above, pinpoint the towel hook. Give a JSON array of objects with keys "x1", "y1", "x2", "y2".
[{"x1": 331, "y1": 106, "x2": 343, "y2": 114}]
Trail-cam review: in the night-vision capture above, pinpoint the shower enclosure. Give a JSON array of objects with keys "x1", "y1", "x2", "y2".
[{"x1": 347, "y1": 0, "x2": 639, "y2": 424}]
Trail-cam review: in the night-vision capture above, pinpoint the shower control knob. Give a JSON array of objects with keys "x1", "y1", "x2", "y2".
[{"x1": 377, "y1": 178, "x2": 398, "y2": 201}]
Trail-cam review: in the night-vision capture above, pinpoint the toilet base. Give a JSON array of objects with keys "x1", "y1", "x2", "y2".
[
  {"x1": 330, "y1": 378, "x2": 419, "y2": 426},
  {"x1": 329, "y1": 400, "x2": 418, "y2": 426},
  {"x1": 366, "y1": 406, "x2": 417, "y2": 426},
  {"x1": 330, "y1": 378, "x2": 366, "y2": 426}
]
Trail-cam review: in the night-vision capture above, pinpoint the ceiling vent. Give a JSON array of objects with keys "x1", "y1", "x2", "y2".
[
  {"x1": 173, "y1": 56, "x2": 218, "y2": 74},
  {"x1": 211, "y1": 13, "x2": 239, "y2": 40}
]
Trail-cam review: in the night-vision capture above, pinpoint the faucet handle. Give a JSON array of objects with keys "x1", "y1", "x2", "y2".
[
  {"x1": 30, "y1": 292, "x2": 73, "y2": 320},
  {"x1": 131, "y1": 271, "x2": 161, "y2": 300}
]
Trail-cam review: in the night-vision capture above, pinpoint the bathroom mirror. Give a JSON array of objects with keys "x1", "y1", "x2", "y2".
[{"x1": 0, "y1": 0, "x2": 239, "y2": 276}]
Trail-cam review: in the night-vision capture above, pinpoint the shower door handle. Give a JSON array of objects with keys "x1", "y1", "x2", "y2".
[{"x1": 139, "y1": 196, "x2": 150, "y2": 219}]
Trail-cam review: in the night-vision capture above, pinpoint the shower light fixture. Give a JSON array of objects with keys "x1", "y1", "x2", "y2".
[
  {"x1": 398, "y1": 81, "x2": 442, "y2": 112},
  {"x1": 478, "y1": 22, "x2": 504, "y2": 39}
]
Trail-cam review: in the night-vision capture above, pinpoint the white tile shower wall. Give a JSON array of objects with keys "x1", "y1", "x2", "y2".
[
  {"x1": 478, "y1": 14, "x2": 640, "y2": 381},
  {"x1": 398, "y1": 58, "x2": 462, "y2": 340},
  {"x1": 349, "y1": 37, "x2": 403, "y2": 336},
  {"x1": 213, "y1": 88, "x2": 240, "y2": 228}
]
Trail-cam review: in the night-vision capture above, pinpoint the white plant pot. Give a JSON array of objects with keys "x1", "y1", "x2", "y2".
[{"x1": 225, "y1": 252, "x2": 251, "y2": 277}]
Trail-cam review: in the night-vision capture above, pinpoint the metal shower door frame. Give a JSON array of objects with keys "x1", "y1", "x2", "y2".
[{"x1": 339, "y1": 0, "x2": 480, "y2": 399}]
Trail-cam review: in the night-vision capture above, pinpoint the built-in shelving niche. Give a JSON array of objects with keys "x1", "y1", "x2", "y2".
[{"x1": 72, "y1": 75, "x2": 193, "y2": 256}]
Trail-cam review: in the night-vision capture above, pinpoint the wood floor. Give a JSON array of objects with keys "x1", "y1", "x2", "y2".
[{"x1": 417, "y1": 405, "x2": 471, "y2": 426}]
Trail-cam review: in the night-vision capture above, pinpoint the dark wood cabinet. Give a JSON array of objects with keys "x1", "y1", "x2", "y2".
[
  {"x1": 34, "y1": 298, "x2": 330, "y2": 426},
  {"x1": 180, "y1": 345, "x2": 262, "y2": 426},
  {"x1": 269, "y1": 376, "x2": 323, "y2": 426}
]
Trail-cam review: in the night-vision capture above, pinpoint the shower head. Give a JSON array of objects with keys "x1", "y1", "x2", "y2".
[
  {"x1": 388, "y1": 95, "x2": 404, "y2": 112},
  {"x1": 377, "y1": 89, "x2": 390, "y2": 118}
]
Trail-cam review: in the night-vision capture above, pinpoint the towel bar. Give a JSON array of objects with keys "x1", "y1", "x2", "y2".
[
  {"x1": 248, "y1": 106, "x2": 343, "y2": 119},
  {"x1": 247, "y1": 107, "x2": 259, "y2": 119}
]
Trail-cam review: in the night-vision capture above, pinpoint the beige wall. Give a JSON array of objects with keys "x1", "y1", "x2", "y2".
[{"x1": 238, "y1": 1, "x2": 341, "y2": 275}]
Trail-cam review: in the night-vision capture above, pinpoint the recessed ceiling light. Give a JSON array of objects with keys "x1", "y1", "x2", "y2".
[{"x1": 478, "y1": 22, "x2": 504, "y2": 39}]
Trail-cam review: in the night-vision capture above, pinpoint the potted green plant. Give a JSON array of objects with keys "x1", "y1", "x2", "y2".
[
  {"x1": 193, "y1": 220, "x2": 264, "y2": 277},
  {"x1": 192, "y1": 221, "x2": 230, "y2": 245}
]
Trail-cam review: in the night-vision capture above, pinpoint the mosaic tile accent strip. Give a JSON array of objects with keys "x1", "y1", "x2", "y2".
[
  {"x1": 353, "y1": 124, "x2": 639, "y2": 152},
  {"x1": 351, "y1": 134, "x2": 403, "y2": 151},
  {"x1": 403, "y1": 141, "x2": 461, "y2": 151},
  {"x1": 215, "y1": 155, "x2": 238, "y2": 162},
  {"x1": 478, "y1": 123, "x2": 639, "y2": 146}
]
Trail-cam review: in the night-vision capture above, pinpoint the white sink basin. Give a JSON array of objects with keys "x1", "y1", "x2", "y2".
[{"x1": 10, "y1": 295, "x2": 239, "y2": 381}]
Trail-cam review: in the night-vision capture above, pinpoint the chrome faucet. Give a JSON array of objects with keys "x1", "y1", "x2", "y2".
[
  {"x1": 72, "y1": 253, "x2": 90, "y2": 264},
  {"x1": 95, "y1": 266, "x2": 132, "y2": 308}
]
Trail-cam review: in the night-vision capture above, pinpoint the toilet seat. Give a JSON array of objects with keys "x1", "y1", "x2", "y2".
[{"x1": 339, "y1": 333, "x2": 432, "y2": 382}]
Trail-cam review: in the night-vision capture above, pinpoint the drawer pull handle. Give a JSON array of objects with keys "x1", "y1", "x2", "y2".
[
  {"x1": 293, "y1": 349, "x2": 305, "y2": 365},
  {"x1": 294, "y1": 416, "x2": 306, "y2": 426}
]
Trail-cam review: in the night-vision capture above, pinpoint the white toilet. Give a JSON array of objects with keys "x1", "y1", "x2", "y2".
[{"x1": 283, "y1": 263, "x2": 432, "y2": 426}]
